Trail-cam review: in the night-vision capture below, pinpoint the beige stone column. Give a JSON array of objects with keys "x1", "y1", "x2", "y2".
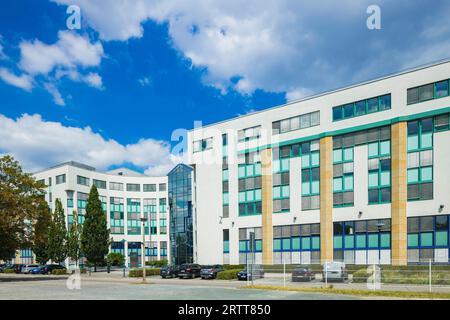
[
  {"x1": 320, "y1": 136, "x2": 333, "y2": 264},
  {"x1": 261, "y1": 148, "x2": 273, "y2": 265},
  {"x1": 391, "y1": 122, "x2": 408, "y2": 266}
]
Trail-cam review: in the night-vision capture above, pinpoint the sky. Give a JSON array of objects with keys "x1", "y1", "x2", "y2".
[{"x1": 0, "y1": 0, "x2": 449, "y2": 176}]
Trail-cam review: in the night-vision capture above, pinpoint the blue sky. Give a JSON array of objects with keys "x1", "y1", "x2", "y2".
[{"x1": 0, "y1": 0, "x2": 449, "y2": 175}]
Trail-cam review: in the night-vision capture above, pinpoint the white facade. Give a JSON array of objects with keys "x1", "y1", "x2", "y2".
[
  {"x1": 33, "y1": 162, "x2": 169, "y2": 266},
  {"x1": 188, "y1": 60, "x2": 450, "y2": 265}
]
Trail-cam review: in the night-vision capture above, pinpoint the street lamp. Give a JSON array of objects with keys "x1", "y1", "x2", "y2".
[
  {"x1": 376, "y1": 221, "x2": 385, "y2": 265},
  {"x1": 140, "y1": 217, "x2": 148, "y2": 283}
]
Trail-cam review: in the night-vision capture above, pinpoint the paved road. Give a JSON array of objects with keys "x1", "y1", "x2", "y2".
[{"x1": 0, "y1": 279, "x2": 361, "y2": 300}]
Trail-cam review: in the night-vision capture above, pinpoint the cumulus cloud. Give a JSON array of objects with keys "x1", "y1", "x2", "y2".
[
  {"x1": 52, "y1": 0, "x2": 450, "y2": 98},
  {"x1": 0, "y1": 113, "x2": 181, "y2": 176},
  {"x1": 0, "y1": 30, "x2": 104, "y2": 104}
]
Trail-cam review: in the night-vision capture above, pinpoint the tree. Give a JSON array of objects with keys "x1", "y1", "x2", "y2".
[
  {"x1": 106, "y1": 252, "x2": 125, "y2": 266},
  {"x1": 48, "y1": 199, "x2": 67, "y2": 264},
  {"x1": 0, "y1": 155, "x2": 46, "y2": 261},
  {"x1": 32, "y1": 199, "x2": 52, "y2": 264},
  {"x1": 67, "y1": 210, "x2": 82, "y2": 268},
  {"x1": 81, "y1": 185, "x2": 110, "y2": 271}
]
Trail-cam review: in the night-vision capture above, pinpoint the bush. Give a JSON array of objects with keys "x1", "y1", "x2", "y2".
[
  {"x1": 52, "y1": 268, "x2": 67, "y2": 275},
  {"x1": 106, "y1": 252, "x2": 125, "y2": 266},
  {"x1": 145, "y1": 259, "x2": 168, "y2": 267},
  {"x1": 129, "y1": 268, "x2": 161, "y2": 277},
  {"x1": 3, "y1": 268, "x2": 15, "y2": 274},
  {"x1": 223, "y1": 265, "x2": 245, "y2": 271},
  {"x1": 352, "y1": 268, "x2": 370, "y2": 283},
  {"x1": 217, "y1": 269, "x2": 241, "y2": 280}
]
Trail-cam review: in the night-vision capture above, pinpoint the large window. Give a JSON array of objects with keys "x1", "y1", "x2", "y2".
[
  {"x1": 273, "y1": 224, "x2": 320, "y2": 255},
  {"x1": 110, "y1": 197, "x2": 124, "y2": 234},
  {"x1": 368, "y1": 138, "x2": 391, "y2": 204},
  {"x1": 126, "y1": 183, "x2": 140, "y2": 192},
  {"x1": 193, "y1": 137, "x2": 213, "y2": 152},
  {"x1": 143, "y1": 184, "x2": 156, "y2": 192},
  {"x1": 407, "y1": 79, "x2": 449, "y2": 105},
  {"x1": 93, "y1": 179, "x2": 106, "y2": 189},
  {"x1": 272, "y1": 111, "x2": 320, "y2": 135},
  {"x1": 127, "y1": 198, "x2": 141, "y2": 235},
  {"x1": 332, "y1": 94, "x2": 391, "y2": 121},
  {"x1": 77, "y1": 175, "x2": 89, "y2": 186},
  {"x1": 109, "y1": 182, "x2": 124, "y2": 191},
  {"x1": 238, "y1": 126, "x2": 261, "y2": 142},
  {"x1": 55, "y1": 174, "x2": 66, "y2": 184},
  {"x1": 333, "y1": 146, "x2": 354, "y2": 207},
  {"x1": 273, "y1": 152, "x2": 290, "y2": 213},
  {"x1": 238, "y1": 152, "x2": 262, "y2": 216},
  {"x1": 407, "y1": 118, "x2": 433, "y2": 201}
]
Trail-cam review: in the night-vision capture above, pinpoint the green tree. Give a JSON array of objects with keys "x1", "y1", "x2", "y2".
[
  {"x1": 0, "y1": 155, "x2": 46, "y2": 261},
  {"x1": 48, "y1": 199, "x2": 67, "y2": 263},
  {"x1": 81, "y1": 185, "x2": 110, "y2": 271},
  {"x1": 32, "y1": 199, "x2": 52, "y2": 264},
  {"x1": 106, "y1": 252, "x2": 125, "y2": 266},
  {"x1": 67, "y1": 210, "x2": 82, "y2": 268}
]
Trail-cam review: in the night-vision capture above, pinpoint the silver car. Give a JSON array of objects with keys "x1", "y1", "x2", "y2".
[
  {"x1": 22, "y1": 264, "x2": 40, "y2": 274},
  {"x1": 322, "y1": 262, "x2": 348, "y2": 282}
]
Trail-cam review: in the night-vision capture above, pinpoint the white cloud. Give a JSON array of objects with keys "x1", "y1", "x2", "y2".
[
  {"x1": 51, "y1": 0, "x2": 450, "y2": 98},
  {"x1": 0, "y1": 44, "x2": 6, "y2": 60},
  {"x1": 0, "y1": 30, "x2": 104, "y2": 104},
  {"x1": 0, "y1": 113, "x2": 181, "y2": 176},
  {"x1": 19, "y1": 31, "x2": 103, "y2": 75},
  {"x1": 43, "y1": 83, "x2": 65, "y2": 106},
  {"x1": 0, "y1": 68, "x2": 33, "y2": 91},
  {"x1": 138, "y1": 76, "x2": 151, "y2": 87},
  {"x1": 285, "y1": 88, "x2": 313, "y2": 102}
]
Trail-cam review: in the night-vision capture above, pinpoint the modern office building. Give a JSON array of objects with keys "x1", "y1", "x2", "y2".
[
  {"x1": 19, "y1": 161, "x2": 171, "y2": 267},
  {"x1": 188, "y1": 60, "x2": 450, "y2": 266}
]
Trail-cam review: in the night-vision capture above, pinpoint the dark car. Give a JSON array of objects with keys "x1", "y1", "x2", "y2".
[
  {"x1": 178, "y1": 263, "x2": 202, "y2": 279},
  {"x1": 42, "y1": 264, "x2": 66, "y2": 275},
  {"x1": 292, "y1": 267, "x2": 315, "y2": 282},
  {"x1": 30, "y1": 266, "x2": 46, "y2": 275},
  {"x1": 160, "y1": 265, "x2": 180, "y2": 278},
  {"x1": 0, "y1": 264, "x2": 13, "y2": 273},
  {"x1": 237, "y1": 267, "x2": 265, "y2": 281},
  {"x1": 200, "y1": 265, "x2": 224, "y2": 279}
]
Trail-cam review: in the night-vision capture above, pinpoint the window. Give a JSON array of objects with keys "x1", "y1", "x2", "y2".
[
  {"x1": 126, "y1": 183, "x2": 140, "y2": 192},
  {"x1": 77, "y1": 175, "x2": 89, "y2": 186},
  {"x1": 110, "y1": 197, "x2": 124, "y2": 234},
  {"x1": 332, "y1": 94, "x2": 391, "y2": 121},
  {"x1": 109, "y1": 182, "x2": 123, "y2": 191},
  {"x1": 55, "y1": 174, "x2": 66, "y2": 184},
  {"x1": 333, "y1": 146, "x2": 354, "y2": 207},
  {"x1": 93, "y1": 179, "x2": 106, "y2": 189},
  {"x1": 238, "y1": 161, "x2": 262, "y2": 216},
  {"x1": 407, "y1": 79, "x2": 450, "y2": 105},
  {"x1": 238, "y1": 126, "x2": 261, "y2": 142},
  {"x1": 368, "y1": 139, "x2": 391, "y2": 204},
  {"x1": 143, "y1": 184, "x2": 156, "y2": 192},
  {"x1": 272, "y1": 111, "x2": 320, "y2": 135},
  {"x1": 407, "y1": 119, "x2": 433, "y2": 201},
  {"x1": 193, "y1": 137, "x2": 213, "y2": 152},
  {"x1": 158, "y1": 183, "x2": 167, "y2": 192}
]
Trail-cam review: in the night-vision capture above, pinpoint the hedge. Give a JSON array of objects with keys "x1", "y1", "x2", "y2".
[
  {"x1": 223, "y1": 265, "x2": 245, "y2": 271},
  {"x1": 145, "y1": 259, "x2": 168, "y2": 267},
  {"x1": 52, "y1": 269, "x2": 67, "y2": 275},
  {"x1": 129, "y1": 268, "x2": 161, "y2": 277},
  {"x1": 351, "y1": 269, "x2": 370, "y2": 283},
  {"x1": 3, "y1": 269, "x2": 15, "y2": 274},
  {"x1": 217, "y1": 269, "x2": 241, "y2": 280}
]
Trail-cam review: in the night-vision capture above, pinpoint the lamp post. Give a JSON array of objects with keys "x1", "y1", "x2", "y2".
[
  {"x1": 140, "y1": 217, "x2": 148, "y2": 283},
  {"x1": 376, "y1": 221, "x2": 385, "y2": 264}
]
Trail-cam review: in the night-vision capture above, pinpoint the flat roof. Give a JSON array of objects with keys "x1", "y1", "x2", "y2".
[{"x1": 189, "y1": 58, "x2": 450, "y2": 131}]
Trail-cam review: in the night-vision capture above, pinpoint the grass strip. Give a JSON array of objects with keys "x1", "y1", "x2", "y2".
[{"x1": 244, "y1": 284, "x2": 450, "y2": 299}]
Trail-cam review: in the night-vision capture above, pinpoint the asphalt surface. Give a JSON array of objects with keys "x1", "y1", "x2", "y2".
[{"x1": 0, "y1": 279, "x2": 361, "y2": 300}]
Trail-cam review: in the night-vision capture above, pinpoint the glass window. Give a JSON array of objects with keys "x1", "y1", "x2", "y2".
[
  {"x1": 368, "y1": 234, "x2": 379, "y2": 248},
  {"x1": 356, "y1": 234, "x2": 366, "y2": 248},
  {"x1": 379, "y1": 94, "x2": 391, "y2": 111},
  {"x1": 435, "y1": 114, "x2": 449, "y2": 131},
  {"x1": 311, "y1": 112, "x2": 320, "y2": 126},
  {"x1": 333, "y1": 106, "x2": 343, "y2": 121},
  {"x1": 343, "y1": 103, "x2": 354, "y2": 118},
  {"x1": 435, "y1": 80, "x2": 449, "y2": 98},
  {"x1": 419, "y1": 84, "x2": 434, "y2": 101},
  {"x1": 355, "y1": 101, "x2": 366, "y2": 116},
  {"x1": 408, "y1": 233, "x2": 419, "y2": 247},
  {"x1": 368, "y1": 143, "x2": 378, "y2": 157},
  {"x1": 436, "y1": 231, "x2": 448, "y2": 247},
  {"x1": 408, "y1": 152, "x2": 420, "y2": 168},
  {"x1": 407, "y1": 169, "x2": 419, "y2": 183},
  {"x1": 300, "y1": 114, "x2": 311, "y2": 128},
  {"x1": 367, "y1": 97, "x2": 378, "y2": 113},
  {"x1": 368, "y1": 171, "x2": 379, "y2": 187},
  {"x1": 407, "y1": 87, "x2": 419, "y2": 105},
  {"x1": 408, "y1": 121, "x2": 419, "y2": 135},
  {"x1": 333, "y1": 149, "x2": 342, "y2": 163},
  {"x1": 290, "y1": 117, "x2": 300, "y2": 130},
  {"x1": 380, "y1": 141, "x2": 390, "y2": 155},
  {"x1": 421, "y1": 167, "x2": 433, "y2": 182},
  {"x1": 343, "y1": 148, "x2": 353, "y2": 161},
  {"x1": 333, "y1": 178, "x2": 343, "y2": 191},
  {"x1": 420, "y1": 232, "x2": 433, "y2": 247}
]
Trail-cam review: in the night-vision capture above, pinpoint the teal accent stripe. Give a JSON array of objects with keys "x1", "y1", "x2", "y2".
[{"x1": 238, "y1": 106, "x2": 450, "y2": 155}]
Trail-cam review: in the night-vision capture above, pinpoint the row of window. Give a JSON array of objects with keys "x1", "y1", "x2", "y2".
[
  {"x1": 407, "y1": 79, "x2": 449, "y2": 105},
  {"x1": 272, "y1": 111, "x2": 320, "y2": 135},
  {"x1": 333, "y1": 94, "x2": 391, "y2": 122}
]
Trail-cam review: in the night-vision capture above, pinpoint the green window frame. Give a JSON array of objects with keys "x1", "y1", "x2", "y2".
[{"x1": 332, "y1": 94, "x2": 391, "y2": 122}]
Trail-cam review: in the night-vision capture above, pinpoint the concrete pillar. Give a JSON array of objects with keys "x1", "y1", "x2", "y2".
[
  {"x1": 391, "y1": 122, "x2": 408, "y2": 266},
  {"x1": 261, "y1": 148, "x2": 273, "y2": 265},
  {"x1": 320, "y1": 136, "x2": 333, "y2": 264}
]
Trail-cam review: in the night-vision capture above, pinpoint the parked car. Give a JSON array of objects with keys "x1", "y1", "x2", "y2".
[
  {"x1": 30, "y1": 266, "x2": 46, "y2": 275},
  {"x1": 0, "y1": 264, "x2": 13, "y2": 273},
  {"x1": 322, "y1": 262, "x2": 348, "y2": 282},
  {"x1": 160, "y1": 265, "x2": 180, "y2": 278},
  {"x1": 237, "y1": 266, "x2": 265, "y2": 281},
  {"x1": 292, "y1": 267, "x2": 315, "y2": 282},
  {"x1": 178, "y1": 263, "x2": 202, "y2": 279},
  {"x1": 200, "y1": 265, "x2": 224, "y2": 279},
  {"x1": 42, "y1": 264, "x2": 66, "y2": 275},
  {"x1": 22, "y1": 264, "x2": 40, "y2": 274}
]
